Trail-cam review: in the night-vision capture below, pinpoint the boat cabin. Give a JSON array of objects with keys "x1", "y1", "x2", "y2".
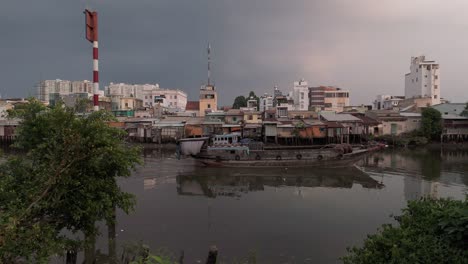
[{"x1": 212, "y1": 133, "x2": 241, "y2": 145}]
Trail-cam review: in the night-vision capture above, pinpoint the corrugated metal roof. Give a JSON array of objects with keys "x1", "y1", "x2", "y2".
[
  {"x1": 442, "y1": 114, "x2": 468, "y2": 120},
  {"x1": 320, "y1": 112, "x2": 362, "y2": 122},
  {"x1": 432, "y1": 103, "x2": 466, "y2": 116}
]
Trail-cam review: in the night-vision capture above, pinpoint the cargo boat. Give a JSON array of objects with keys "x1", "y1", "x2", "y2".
[{"x1": 180, "y1": 134, "x2": 385, "y2": 168}]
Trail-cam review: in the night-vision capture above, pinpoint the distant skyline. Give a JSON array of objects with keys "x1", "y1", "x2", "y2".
[{"x1": 2, "y1": 0, "x2": 468, "y2": 106}]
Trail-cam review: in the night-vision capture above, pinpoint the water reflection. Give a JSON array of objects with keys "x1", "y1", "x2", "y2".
[
  {"x1": 360, "y1": 148, "x2": 468, "y2": 201},
  {"x1": 176, "y1": 166, "x2": 384, "y2": 198},
  {"x1": 111, "y1": 148, "x2": 467, "y2": 263}
]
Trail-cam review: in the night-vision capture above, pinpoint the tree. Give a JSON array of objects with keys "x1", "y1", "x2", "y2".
[
  {"x1": 0, "y1": 98, "x2": 141, "y2": 262},
  {"x1": 462, "y1": 102, "x2": 468, "y2": 117},
  {"x1": 232, "y1": 96, "x2": 247, "y2": 109},
  {"x1": 342, "y1": 197, "x2": 468, "y2": 264},
  {"x1": 421, "y1": 107, "x2": 442, "y2": 141},
  {"x1": 247, "y1": 91, "x2": 260, "y2": 108}
]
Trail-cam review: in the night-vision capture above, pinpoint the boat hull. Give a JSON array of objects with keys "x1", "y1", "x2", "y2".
[{"x1": 195, "y1": 147, "x2": 380, "y2": 168}]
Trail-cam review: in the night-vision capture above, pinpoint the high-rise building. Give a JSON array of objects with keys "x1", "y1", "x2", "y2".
[
  {"x1": 37, "y1": 79, "x2": 94, "y2": 106},
  {"x1": 404, "y1": 55, "x2": 440, "y2": 105},
  {"x1": 309, "y1": 86, "x2": 350, "y2": 112},
  {"x1": 292, "y1": 79, "x2": 309, "y2": 111}
]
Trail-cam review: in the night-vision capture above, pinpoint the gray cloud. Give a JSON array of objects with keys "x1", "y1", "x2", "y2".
[{"x1": 1, "y1": 0, "x2": 468, "y2": 105}]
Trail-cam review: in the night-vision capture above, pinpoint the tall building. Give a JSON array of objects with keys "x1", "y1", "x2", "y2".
[
  {"x1": 309, "y1": 86, "x2": 350, "y2": 112},
  {"x1": 292, "y1": 79, "x2": 309, "y2": 111},
  {"x1": 37, "y1": 79, "x2": 95, "y2": 106},
  {"x1": 404, "y1": 55, "x2": 440, "y2": 105}
]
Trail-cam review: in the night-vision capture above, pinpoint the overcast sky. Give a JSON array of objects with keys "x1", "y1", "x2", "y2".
[{"x1": 2, "y1": 0, "x2": 468, "y2": 106}]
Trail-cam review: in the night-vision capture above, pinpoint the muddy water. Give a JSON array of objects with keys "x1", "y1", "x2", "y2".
[{"x1": 110, "y1": 148, "x2": 467, "y2": 263}]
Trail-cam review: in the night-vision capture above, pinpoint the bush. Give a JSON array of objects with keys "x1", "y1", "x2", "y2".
[{"x1": 342, "y1": 197, "x2": 468, "y2": 264}]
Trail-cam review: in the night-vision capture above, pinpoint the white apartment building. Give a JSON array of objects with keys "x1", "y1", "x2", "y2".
[
  {"x1": 259, "y1": 94, "x2": 273, "y2": 112},
  {"x1": 404, "y1": 56, "x2": 440, "y2": 105},
  {"x1": 292, "y1": 79, "x2": 309, "y2": 111},
  {"x1": 106, "y1": 82, "x2": 187, "y2": 112},
  {"x1": 38, "y1": 79, "x2": 95, "y2": 105}
]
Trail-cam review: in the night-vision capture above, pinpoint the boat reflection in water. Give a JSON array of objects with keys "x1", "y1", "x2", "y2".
[{"x1": 176, "y1": 166, "x2": 384, "y2": 198}]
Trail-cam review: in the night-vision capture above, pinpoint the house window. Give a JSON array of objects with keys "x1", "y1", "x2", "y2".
[
  {"x1": 425, "y1": 75, "x2": 427, "y2": 78},
  {"x1": 174, "y1": 95, "x2": 177, "y2": 99},
  {"x1": 145, "y1": 96, "x2": 148, "y2": 99},
  {"x1": 424, "y1": 85, "x2": 427, "y2": 87},
  {"x1": 175, "y1": 102, "x2": 177, "y2": 106},
  {"x1": 412, "y1": 79, "x2": 414, "y2": 83},
  {"x1": 434, "y1": 85, "x2": 438, "y2": 89},
  {"x1": 434, "y1": 95, "x2": 438, "y2": 99},
  {"x1": 233, "y1": 117, "x2": 237, "y2": 122},
  {"x1": 248, "y1": 115, "x2": 253, "y2": 120},
  {"x1": 416, "y1": 78, "x2": 418, "y2": 82},
  {"x1": 208, "y1": 104, "x2": 211, "y2": 108},
  {"x1": 435, "y1": 75, "x2": 438, "y2": 79},
  {"x1": 301, "y1": 92, "x2": 304, "y2": 99},
  {"x1": 416, "y1": 68, "x2": 418, "y2": 72}
]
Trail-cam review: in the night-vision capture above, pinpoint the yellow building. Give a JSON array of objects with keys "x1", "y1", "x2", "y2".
[{"x1": 199, "y1": 84, "x2": 217, "y2": 116}]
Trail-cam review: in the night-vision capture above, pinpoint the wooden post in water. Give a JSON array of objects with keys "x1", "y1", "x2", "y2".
[
  {"x1": 66, "y1": 249, "x2": 77, "y2": 264},
  {"x1": 206, "y1": 245, "x2": 218, "y2": 264}
]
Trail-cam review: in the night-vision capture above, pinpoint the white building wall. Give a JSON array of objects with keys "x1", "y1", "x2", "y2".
[
  {"x1": 292, "y1": 80, "x2": 309, "y2": 111},
  {"x1": 106, "y1": 83, "x2": 187, "y2": 112},
  {"x1": 404, "y1": 56, "x2": 440, "y2": 105},
  {"x1": 259, "y1": 95, "x2": 273, "y2": 112}
]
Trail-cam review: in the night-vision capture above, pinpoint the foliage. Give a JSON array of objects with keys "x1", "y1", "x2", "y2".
[
  {"x1": 0, "y1": 98, "x2": 142, "y2": 262},
  {"x1": 462, "y1": 102, "x2": 468, "y2": 117},
  {"x1": 374, "y1": 133, "x2": 428, "y2": 147},
  {"x1": 421, "y1": 107, "x2": 442, "y2": 141},
  {"x1": 342, "y1": 196, "x2": 468, "y2": 264},
  {"x1": 232, "y1": 96, "x2": 247, "y2": 109},
  {"x1": 232, "y1": 91, "x2": 260, "y2": 109}
]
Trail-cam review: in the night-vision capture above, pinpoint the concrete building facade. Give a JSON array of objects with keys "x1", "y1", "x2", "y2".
[
  {"x1": 106, "y1": 82, "x2": 187, "y2": 112},
  {"x1": 309, "y1": 86, "x2": 350, "y2": 112},
  {"x1": 292, "y1": 79, "x2": 309, "y2": 111},
  {"x1": 199, "y1": 84, "x2": 217, "y2": 116},
  {"x1": 404, "y1": 55, "x2": 440, "y2": 105}
]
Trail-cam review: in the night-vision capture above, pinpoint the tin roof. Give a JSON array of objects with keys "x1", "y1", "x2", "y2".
[
  {"x1": 432, "y1": 103, "x2": 466, "y2": 116},
  {"x1": 320, "y1": 112, "x2": 362, "y2": 122}
]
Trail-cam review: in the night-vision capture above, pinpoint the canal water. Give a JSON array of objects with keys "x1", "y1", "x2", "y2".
[{"x1": 111, "y1": 148, "x2": 467, "y2": 263}]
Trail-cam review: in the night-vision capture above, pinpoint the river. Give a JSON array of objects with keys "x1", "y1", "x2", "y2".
[{"x1": 106, "y1": 147, "x2": 467, "y2": 263}]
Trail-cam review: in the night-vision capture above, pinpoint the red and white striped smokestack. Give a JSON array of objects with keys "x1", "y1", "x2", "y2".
[{"x1": 85, "y1": 9, "x2": 99, "y2": 111}]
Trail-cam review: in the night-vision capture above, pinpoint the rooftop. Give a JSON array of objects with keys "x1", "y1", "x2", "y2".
[{"x1": 319, "y1": 112, "x2": 362, "y2": 122}]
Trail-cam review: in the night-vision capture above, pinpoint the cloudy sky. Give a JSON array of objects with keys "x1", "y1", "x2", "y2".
[{"x1": 2, "y1": 0, "x2": 468, "y2": 106}]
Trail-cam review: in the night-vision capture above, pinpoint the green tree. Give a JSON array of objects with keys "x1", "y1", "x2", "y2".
[
  {"x1": 342, "y1": 197, "x2": 468, "y2": 264},
  {"x1": 421, "y1": 107, "x2": 442, "y2": 141},
  {"x1": 232, "y1": 96, "x2": 247, "y2": 109},
  {"x1": 0, "y1": 98, "x2": 141, "y2": 262},
  {"x1": 462, "y1": 102, "x2": 468, "y2": 117}
]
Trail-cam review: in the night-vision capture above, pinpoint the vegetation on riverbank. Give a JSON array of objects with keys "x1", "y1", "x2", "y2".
[
  {"x1": 0, "y1": 99, "x2": 141, "y2": 263},
  {"x1": 374, "y1": 107, "x2": 443, "y2": 147},
  {"x1": 342, "y1": 196, "x2": 468, "y2": 264}
]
